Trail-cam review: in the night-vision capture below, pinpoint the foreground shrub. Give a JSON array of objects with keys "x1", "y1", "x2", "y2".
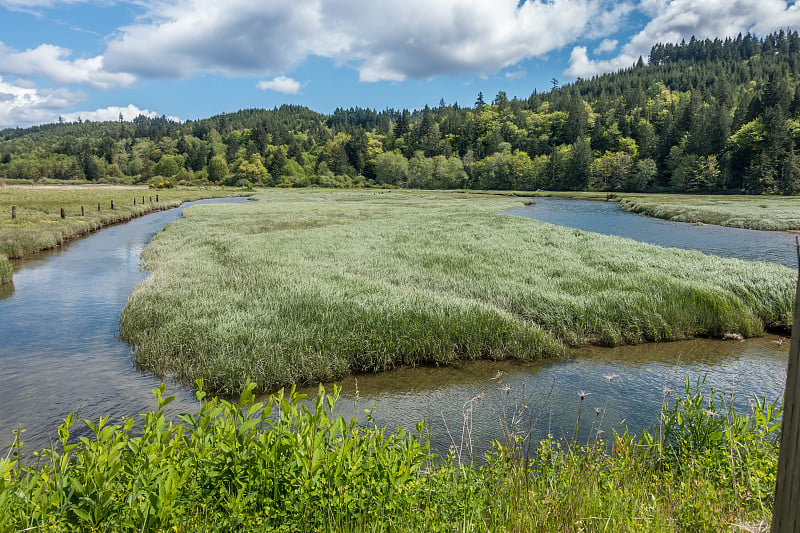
[{"x1": 0, "y1": 378, "x2": 781, "y2": 532}]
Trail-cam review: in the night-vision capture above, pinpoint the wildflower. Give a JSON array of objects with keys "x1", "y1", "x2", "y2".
[
  {"x1": 490, "y1": 370, "x2": 504, "y2": 381},
  {"x1": 578, "y1": 390, "x2": 590, "y2": 400},
  {"x1": 662, "y1": 386, "x2": 675, "y2": 397},
  {"x1": 604, "y1": 373, "x2": 619, "y2": 382},
  {"x1": 595, "y1": 407, "x2": 603, "y2": 415}
]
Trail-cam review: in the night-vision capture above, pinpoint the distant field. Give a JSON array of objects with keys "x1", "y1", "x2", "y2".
[
  {"x1": 119, "y1": 189, "x2": 795, "y2": 395},
  {"x1": 0, "y1": 185, "x2": 241, "y2": 284}
]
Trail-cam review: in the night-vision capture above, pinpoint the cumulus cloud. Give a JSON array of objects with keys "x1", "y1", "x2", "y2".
[
  {"x1": 566, "y1": 0, "x2": 800, "y2": 79},
  {"x1": 594, "y1": 39, "x2": 618, "y2": 55},
  {"x1": 505, "y1": 69, "x2": 527, "y2": 80},
  {"x1": 102, "y1": 0, "x2": 616, "y2": 82},
  {"x1": 0, "y1": 42, "x2": 135, "y2": 89},
  {"x1": 257, "y1": 76, "x2": 301, "y2": 94},
  {"x1": 60, "y1": 104, "x2": 180, "y2": 123},
  {"x1": 0, "y1": 76, "x2": 84, "y2": 128}
]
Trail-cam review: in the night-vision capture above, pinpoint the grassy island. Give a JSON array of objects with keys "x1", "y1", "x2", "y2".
[{"x1": 119, "y1": 189, "x2": 795, "y2": 395}]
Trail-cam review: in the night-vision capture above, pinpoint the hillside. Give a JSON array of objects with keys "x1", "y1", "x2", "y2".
[{"x1": 2, "y1": 31, "x2": 800, "y2": 194}]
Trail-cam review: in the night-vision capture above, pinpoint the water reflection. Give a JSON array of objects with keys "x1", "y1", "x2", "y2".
[
  {"x1": 297, "y1": 336, "x2": 788, "y2": 458},
  {"x1": 0, "y1": 197, "x2": 249, "y2": 452}
]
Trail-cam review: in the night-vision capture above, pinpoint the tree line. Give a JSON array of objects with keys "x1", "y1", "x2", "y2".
[{"x1": 2, "y1": 31, "x2": 800, "y2": 194}]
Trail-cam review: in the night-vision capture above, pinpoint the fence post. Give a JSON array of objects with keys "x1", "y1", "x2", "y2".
[
  {"x1": 111, "y1": 200, "x2": 114, "y2": 210},
  {"x1": 133, "y1": 198, "x2": 136, "y2": 205},
  {"x1": 60, "y1": 208, "x2": 65, "y2": 219},
  {"x1": 156, "y1": 194, "x2": 159, "y2": 202},
  {"x1": 11, "y1": 206, "x2": 15, "y2": 219},
  {"x1": 81, "y1": 206, "x2": 84, "y2": 216},
  {"x1": 772, "y1": 236, "x2": 800, "y2": 532},
  {"x1": 98, "y1": 203, "x2": 100, "y2": 211}
]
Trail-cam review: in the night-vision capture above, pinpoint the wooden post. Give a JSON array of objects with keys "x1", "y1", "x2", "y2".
[
  {"x1": 149, "y1": 196, "x2": 152, "y2": 202},
  {"x1": 81, "y1": 206, "x2": 84, "y2": 216},
  {"x1": 60, "y1": 208, "x2": 65, "y2": 219},
  {"x1": 133, "y1": 198, "x2": 136, "y2": 205},
  {"x1": 156, "y1": 194, "x2": 159, "y2": 202},
  {"x1": 11, "y1": 206, "x2": 15, "y2": 219},
  {"x1": 773, "y1": 236, "x2": 800, "y2": 532},
  {"x1": 111, "y1": 200, "x2": 114, "y2": 210},
  {"x1": 142, "y1": 196, "x2": 145, "y2": 204},
  {"x1": 98, "y1": 203, "x2": 100, "y2": 211}
]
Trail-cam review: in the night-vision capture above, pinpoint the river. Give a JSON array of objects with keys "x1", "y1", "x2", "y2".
[{"x1": 0, "y1": 195, "x2": 792, "y2": 458}]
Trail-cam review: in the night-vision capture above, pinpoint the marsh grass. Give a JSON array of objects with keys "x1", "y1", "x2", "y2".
[
  {"x1": 0, "y1": 255, "x2": 10, "y2": 284},
  {"x1": 119, "y1": 189, "x2": 795, "y2": 395},
  {"x1": 0, "y1": 380, "x2": 781, "y2": 531},
  {"x1": 613, "y1": 194, "x2": 800, "y2": 232},
  {"x1": 0, "y1": 185, "x2": 240, "y2": 261}
]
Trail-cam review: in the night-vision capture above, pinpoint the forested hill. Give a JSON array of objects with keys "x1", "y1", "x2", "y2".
[{"x1": 2, "y1": 31, "x2": 800, "y2": 194}]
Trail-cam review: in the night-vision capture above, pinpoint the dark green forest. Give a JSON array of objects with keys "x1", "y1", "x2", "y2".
[{"x1": 2, "y1": 31, "x2": 800, "y2": 194}]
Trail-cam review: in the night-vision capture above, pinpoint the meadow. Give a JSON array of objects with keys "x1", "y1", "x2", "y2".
[
  {"x1": 0, "y1": 185, "x2": 240, "y2": 284},
  {"x1": 119, "y1": 189, "x2": 795, "y2": 395},
  {"x1": 0, "y1": 379, "x2": 781, "y2": 531}
]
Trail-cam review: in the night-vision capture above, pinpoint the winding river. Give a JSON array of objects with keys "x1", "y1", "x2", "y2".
[{"x1": 0, "y1": 195, "x2": 793, "y2": 458}]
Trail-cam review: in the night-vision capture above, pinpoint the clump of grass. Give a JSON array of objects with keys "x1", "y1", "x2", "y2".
[
  {"x1": 0, "y1": 255, "x2": 10, "y2": 285},
  {"x1": 0, "y1": 380, "x2": 781, "y2": 531},
  {"x1": 119, "y1": 189, "x2": 795, "y2": 395}
]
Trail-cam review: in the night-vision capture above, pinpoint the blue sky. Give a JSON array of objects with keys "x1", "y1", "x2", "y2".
[{"x1": 1, "y1": 0, "x2": 799, "y2": 128}]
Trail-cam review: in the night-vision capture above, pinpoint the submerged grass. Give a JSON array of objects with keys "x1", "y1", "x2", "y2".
[
  {"x1": 0, "y1": 380, "x2": 781, "y2": 531},
  {"x1": 0, "y1": 185, "x2": 241, "y2": 263},
  {"x1": 119, "y1": 189, "x2": 795, "y2": 395}
]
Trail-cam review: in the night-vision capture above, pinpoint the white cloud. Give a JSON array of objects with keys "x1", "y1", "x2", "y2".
[
  {"x1": 0, "y1": 76, "x2": 84, "y2": 128},
  {"x1": 102, "y1": 0, "x2": 618, "y2": 82},
  {"x1": 60, "y1": 104, "x2": 180, "y2": 123},
  {"x1": 0, "y1": 42, "x2": 135, "y2": 90},
  {"x1": 594, "y1": 39, "x2": 618, "y2": 55},
  {"x1": 566, "y1": 0, "x2": 800, "y2": 79},
  {"x1": 0, "y1": 77, "x2": 176, "y2": 128},
  {"x1": 257, "y1": 76, "x2": 301, "y2": 94},
  {"x1": 504, "y1": 69, "x2": 527, "y2": 80}
]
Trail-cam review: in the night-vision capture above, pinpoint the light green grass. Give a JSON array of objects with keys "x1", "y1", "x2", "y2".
[
  {"x1": 119, "y1": 189, "x2": 795, "y2": 395},
  {"x1": 0, "y1": 185, "x2": 243, "y2": 284}
]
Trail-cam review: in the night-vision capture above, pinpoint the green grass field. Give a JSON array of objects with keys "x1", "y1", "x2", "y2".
[
  {"x1": 0, "y1": 185, "x2": 241, "y2": 284},
  {"x1": 119, "y1": 189, "x2": 795, "y2": 395}
]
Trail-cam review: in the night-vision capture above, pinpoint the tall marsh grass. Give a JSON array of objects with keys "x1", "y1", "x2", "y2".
[
  {"x1": 0, "y1": 255, "x2": 10, "y2": 285},
  {"x1": 0, "y1": 380, "x2": 781, "y2": 531},
  {"x1": 119, "y1": 189, "x2": 796, "y2": 395}
]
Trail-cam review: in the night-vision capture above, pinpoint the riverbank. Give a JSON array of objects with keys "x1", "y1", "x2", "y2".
[
  {"x1": 0, "y1": 381, "x2": 780, "y2": 531},
  {"x1": 516, "y1": 191, "x2": 800, "y2": 232},
  {"x1": 0, "y1": 185, "x2": 245, "y2": 284},
  {"x1": 119, "y1": 189, "x2": 795, "y2": 395}
]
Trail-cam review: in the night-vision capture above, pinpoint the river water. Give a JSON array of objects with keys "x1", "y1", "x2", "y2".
[
  {"x1": 0, "y1": 195, "x2": 793, "y2": 458},
  {"x1": 0, "y1": 197, "x2": 249, "y2": 452}
]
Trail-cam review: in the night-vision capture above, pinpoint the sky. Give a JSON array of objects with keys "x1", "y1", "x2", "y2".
[{"x1": 1, "y1": 0, "x2": 800, "y2": 129}]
